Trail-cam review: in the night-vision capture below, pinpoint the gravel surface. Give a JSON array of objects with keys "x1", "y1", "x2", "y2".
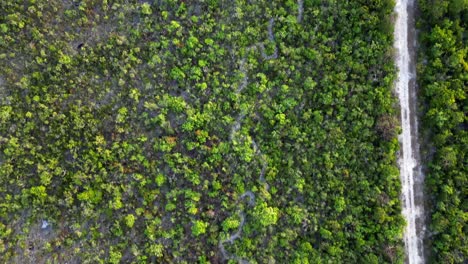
[{"x1": 394, "y1": 0, "x2": 426, "y2": 263}]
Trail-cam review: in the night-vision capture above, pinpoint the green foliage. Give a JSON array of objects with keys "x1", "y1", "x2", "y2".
[
  {"x1": 253, "y1": 202, "x2": 280, "y2": 227},
  {"x1": 0, "y1": 0, "x2": 403, "y2": 263},
  {"x1": 29, "y1": 186, "x2": 47, "y2": 202},
  {"x1": 155, "y1": 173, "x2": 166, "y2": 187},
  {"x1": 125, "y1": 214, "x2": 136, "y2": 228},
  {"x1": 59, "y1": 53, "x2": 72, "y2": 65},
  {"x1": 418, "y1": 1, "x2": 467, "y2": 262},
  {"x1": 148, "y1": 243, "x2": 164, "y2": 257},
  {"x1": 222, "y1": 215, "x2": 240, "y2": 231},
  {"x1": 77, "y1": 188, "x2": 102, "y2": 204},
  {"x1": 191, "y1": 220, "x2": 208, "y2": 237},
  {"x1": 109, "y1": 247, "x2": 122, "y2": 264},
  {"x1": 140, "y1": 3, "x2": 152, "y2": 15}
]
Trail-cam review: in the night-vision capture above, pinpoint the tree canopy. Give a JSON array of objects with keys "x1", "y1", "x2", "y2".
[{"x1": 0, "y1": 0, "x2": 403, "y2": 263}]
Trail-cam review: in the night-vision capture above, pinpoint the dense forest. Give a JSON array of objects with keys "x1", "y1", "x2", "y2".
[
  {"x1": 418, "y1": 0, "x2": 468, "y2": 263},
  {"x1": 1, "y1": 0, "x2": 403, "y2": 263}
]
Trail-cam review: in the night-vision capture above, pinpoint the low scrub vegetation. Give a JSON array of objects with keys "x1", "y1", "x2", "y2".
[{"x1": 0, "y1": 0, "x2": 403, "y2": 263}]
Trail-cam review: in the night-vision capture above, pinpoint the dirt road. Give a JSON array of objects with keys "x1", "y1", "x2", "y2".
[{"x1": 394, "y1": 0, "x2": 426, "y2": 263}]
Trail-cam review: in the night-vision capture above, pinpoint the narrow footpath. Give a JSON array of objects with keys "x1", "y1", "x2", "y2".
[{"x1": 394, "y1": 0, "x2": 426, "y2": 263}]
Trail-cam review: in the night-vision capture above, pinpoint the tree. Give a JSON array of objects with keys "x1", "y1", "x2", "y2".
[{"x1": 191, "y1": 220, "x2": 208, "y2": 236}]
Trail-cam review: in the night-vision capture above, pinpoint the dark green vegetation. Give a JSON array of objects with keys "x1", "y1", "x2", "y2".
[
  {"x1": 418, "y1": 0, "x2": 468, "y2": 263},
  {"x1": 1, "y1": 1, "x2": 403, "y2": 263}
]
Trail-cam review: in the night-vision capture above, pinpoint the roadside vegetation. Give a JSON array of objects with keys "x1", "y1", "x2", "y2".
[
  {"x1": 0, "y1": 1, "x2": 403, "y2": 263},
  {"x1": 417, "y1": 0, "x2": 467, "y2": 262}
]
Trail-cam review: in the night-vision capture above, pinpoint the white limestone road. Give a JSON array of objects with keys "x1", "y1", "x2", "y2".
[{"x1": 394, "y1": 0, "x2": 426, "y2": 263}]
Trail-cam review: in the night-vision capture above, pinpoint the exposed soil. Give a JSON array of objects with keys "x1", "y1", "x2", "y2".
[{"x1": 394, "y1": 0, "x2": 427, "y2": 263}]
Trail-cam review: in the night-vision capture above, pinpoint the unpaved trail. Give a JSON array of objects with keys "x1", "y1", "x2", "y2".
[
  {"x1": 219, "y1": 17, "x2": 277, "y2": 263},
  {"x1": 394, "y1": 0, "x2": 426, "y2": 263}
]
